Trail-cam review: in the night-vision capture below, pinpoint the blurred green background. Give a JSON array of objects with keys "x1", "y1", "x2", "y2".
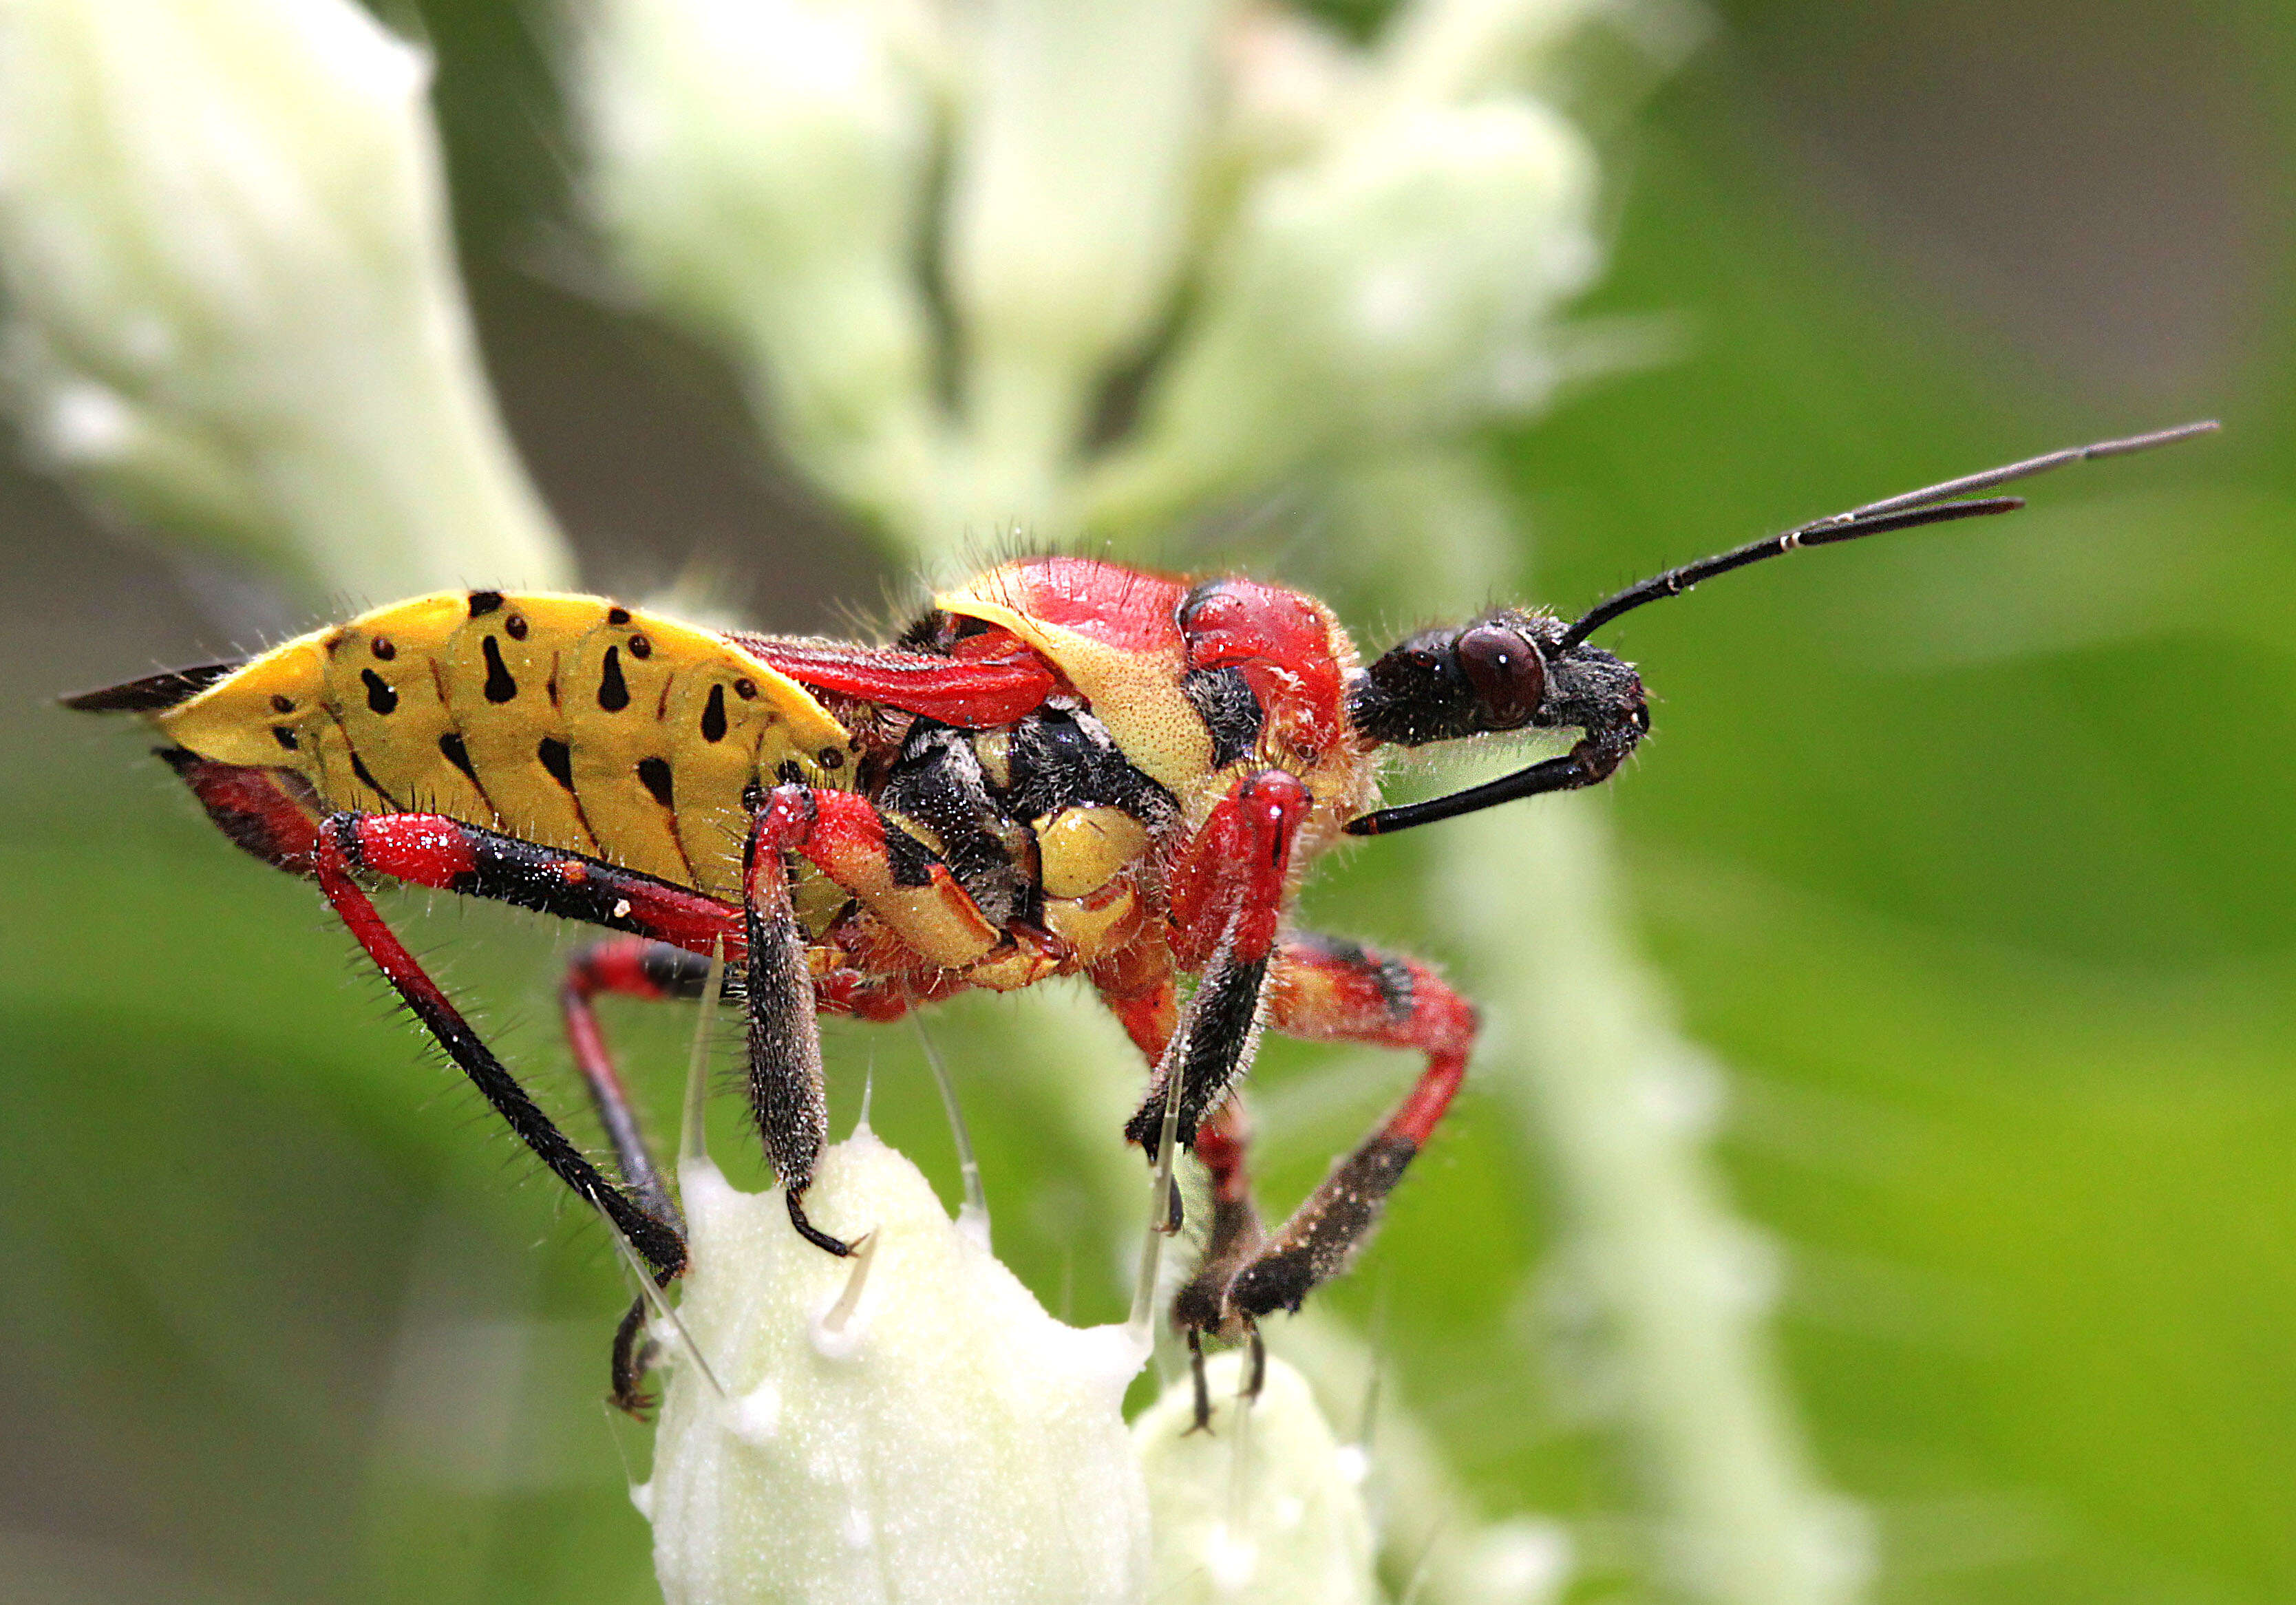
[{"x1": 3, "y1": 1, "x2": 2288, "y2": 1600}]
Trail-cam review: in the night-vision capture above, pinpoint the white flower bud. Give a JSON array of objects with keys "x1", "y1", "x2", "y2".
[
  {"x1": 1132, "y1": 1351, "x2": 1378, "y2": 1605},
  {"x1": 943, "y1": 0, "x2": 1222, "y2": 522},
  {"x1": 646, "y1": 1136, "x2": 1151, "y2": 1605},
  {"x1": 0, "y1": 0, "x2": 569, "y2": 597},
  {"x1": 1213, "y1": 8, "x2": 1368, "y2": 178},
  {"x1": 1083, "y1": 98, "x2": 1598, "y2": 529},
  {"x1": 577, "y1": 0, "x2": 942, "y2": 534}
]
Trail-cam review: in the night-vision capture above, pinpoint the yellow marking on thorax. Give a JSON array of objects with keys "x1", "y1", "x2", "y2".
[
  {"x1": 934, "y1": 569, "x2": 1215, "y2": 805},
  {"x1": 1034, "y1": 805, "x2": 1149, "y2": 899}
]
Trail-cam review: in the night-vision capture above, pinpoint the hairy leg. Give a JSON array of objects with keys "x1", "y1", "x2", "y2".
[
  {"x1": 1118, "y1": 769, "x2": 1312, "y2": 1155},
  {"x1": 313, "y1": 816, "x2": 689, "y2": 1282},
  {"x1": 1222, "y1": 933, "x2": 1477, "y2": 1324}
]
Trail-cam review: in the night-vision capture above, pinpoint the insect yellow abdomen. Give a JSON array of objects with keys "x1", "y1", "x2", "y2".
[{"x1": 155, "y1": 590, "x2": 858, "y2": 900}]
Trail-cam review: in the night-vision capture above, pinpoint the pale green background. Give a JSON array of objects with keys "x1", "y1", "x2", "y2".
[{"x1": 1, "y1": 1, "x2": 2287, "y2": 1600}]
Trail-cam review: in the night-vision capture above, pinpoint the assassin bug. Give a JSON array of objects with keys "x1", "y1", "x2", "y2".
[{"x1": 67, "y1": 420, "x2": 2212, "y2": 1418}]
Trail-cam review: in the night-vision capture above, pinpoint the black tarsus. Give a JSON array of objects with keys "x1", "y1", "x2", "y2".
[
  {"x1": 1186, "y1": 1329, "x2": 1213, "y2": 1433},
  {"x1": 610, "y1": 1296, "x2": 657, "y2": 1416},
  {"x1": 787, "y1": 1192, "x2": 855, "y2": 1257},
  {"x1": 1181, "y1": 1317, "x2": 1271, "y2": 1436}
]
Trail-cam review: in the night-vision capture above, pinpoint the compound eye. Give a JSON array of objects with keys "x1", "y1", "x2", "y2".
[{"x1": 1456, "y1": 624, "x2": 1544, "y2": 728}]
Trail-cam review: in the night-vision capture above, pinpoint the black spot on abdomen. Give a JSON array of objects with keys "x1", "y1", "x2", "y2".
[
  {"x1": 597, "y1": 646, "x2": 630, "y2": 712},
  {"x1": 482, "y1": 637, "x2": 518, "y2": 703},
  {"x1": 361, "y1": 668, "x2": 398, "y2": 716},
  {"x1": 537, "y1": 736, "x2": 574, "y2": 789},
  {"x1": 438, "y1": 732, "x2": 477, "y2": 781},
  {"x1": 701, "y1": 683, "x2": 728, "y2": 743},
  {"x1": 349, "y1": 750, "x2": 397, "y2": 808},
  {"x1": 468, "y1": 590, "x2": 504, "y2": 617},
  {"x1": 637, "y1": 757, "x2": 674, "y2": 809}
]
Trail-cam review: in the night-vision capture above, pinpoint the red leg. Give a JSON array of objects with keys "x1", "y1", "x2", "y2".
[
  {"x1": 1120, "y1": 769, "x2": 1312, "y2": 1154},
  {"x1": 561, "y1": 937, "x2": 724, "y2": 1417},
  {"x1": 158, "y1": 750, "x2": 321, "y2": 873},
  {"x1": 756, "y1": 785, "x2": 1056, "y2": 990},
  {"x1": 562, "y1": 938, "x2": 719, "y2": 1233},
  {"x1": 1218, "y1": 933, "x2": 1478, "y2": 1323},
  {"x1": 314, "y1": 817, "x2": 688, "y2": 1283},
  {"x1": 1163, "y1": 769, "x2": 1313, "y2": 968},
  {"x1": 341, "y1": 810, "x2": 743, "y2": 957},
  {"x1": 817, "y1": 965, "x2": 950, "y2": 1022}
]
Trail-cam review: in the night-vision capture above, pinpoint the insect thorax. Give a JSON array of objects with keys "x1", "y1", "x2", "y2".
[{"x1": 872, "y1": 705, "x2": 1179, "y2": 935}]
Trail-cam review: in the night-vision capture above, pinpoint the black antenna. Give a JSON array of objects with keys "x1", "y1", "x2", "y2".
[
  {"x1": 1561, "y1": 420, "x2": 2220, "y2": 648},
  {"x1": 1346, "y1": 419, "x2": 2222, "y2": 840}
]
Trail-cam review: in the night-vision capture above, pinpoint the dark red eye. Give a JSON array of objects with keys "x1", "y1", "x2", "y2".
[{"x1": 1456, "y1": 624, "x2": 1544, "y2": 728}]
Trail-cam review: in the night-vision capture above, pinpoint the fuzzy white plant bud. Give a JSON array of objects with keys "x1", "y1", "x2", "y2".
[
  {"x1": 1083, "y1": 97, "x2": 1597, "y2": 529},
  {"x1": 577, "y1": 0, "x2": 942, "y2": 535},
  {"x1": 1133, "y1": 1351, "x2": 1377, "y2": 1605},
  {"x1": 942, "y1": 0, "x2": 1221, "y2": 528},
  {"x1": 645, "y1": 1136, "x2": 1152, "y2": 1604},
  {"x1": 0, "y1": 0, "x2": 569, "y2": 599}
]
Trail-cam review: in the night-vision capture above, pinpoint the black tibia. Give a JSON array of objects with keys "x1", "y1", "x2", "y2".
[
  {"x1": 741, "y1": 816, "x2": 849, "y2": 1258},
  {"x1": 563, "y1": 937, "x2": 718, "y2": 1414},
  {"x1": 313, "y1": 818, "x2": 689, "y2": 1285},
  {"x1": 1228, "y1": 1134, "x2": 1417, "y2": 1319},
  {"x1": 432, "y1": 821, "x2": 716, "y2": 939},
  {"x1": 611, "y1": 1296, "x2": 658, "y2": 1416},
  {"x1": 1123, "y1": 950, "x2": 1272, "y2": 1154}
]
